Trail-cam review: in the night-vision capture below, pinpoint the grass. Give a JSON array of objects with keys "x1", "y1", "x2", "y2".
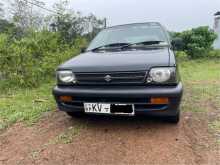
[
  {"x1": 179, "y1": 59, "x2": 220, "y2": 82},
  {"x1": 179, "y1": 59, "x2": 220, "y2": 113},
  {"x1": 0, "y1": 82, "x2": 56, "y2": 131}
]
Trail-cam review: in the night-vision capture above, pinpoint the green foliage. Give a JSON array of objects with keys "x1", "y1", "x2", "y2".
[
  {"x1": 175, "y1": 51, "x2": 188, "y2": 59},
  {"x1": 0, "y1": 31, "x2": 87, "y2": 89},
  {"x1": 0, "y1": 19, "x2": 23, "y2": 38},
  {"x1": 173, "y1": 27, "x2": 217, "y2": 58},
  {"x1": 0, "y1": 0, "x2": 101, "y2": 90}
]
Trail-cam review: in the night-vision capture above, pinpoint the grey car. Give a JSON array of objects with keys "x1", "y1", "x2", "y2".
[{"x1": 53, "y1": 22, "x2": 183, "y2": 123}]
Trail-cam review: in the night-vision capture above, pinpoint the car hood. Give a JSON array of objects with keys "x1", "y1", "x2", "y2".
[{"x1": 58, "y1": 48, "x2": 171, "y2": 72}]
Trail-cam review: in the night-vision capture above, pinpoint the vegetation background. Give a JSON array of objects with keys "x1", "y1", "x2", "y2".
[{"x1": 0, "y1": 0, "x2": 105, "y2": 90}]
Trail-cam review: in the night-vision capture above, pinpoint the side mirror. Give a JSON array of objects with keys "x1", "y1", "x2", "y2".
[
  {"x1": 81, "y1": 47, "x2": 86, "y2": 53},
  {"x1": 171, "y1": 38, "x2": 184, "y2": 50}
]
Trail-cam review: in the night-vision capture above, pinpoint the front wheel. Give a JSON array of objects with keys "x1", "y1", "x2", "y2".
[{"x1": 165, "y1": 110, "x2": 180, "y2": 124}]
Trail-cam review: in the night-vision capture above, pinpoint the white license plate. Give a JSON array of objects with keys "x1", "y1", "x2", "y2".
[{"x1": 84, "y1": 103, "x2": 111, "y2": 114}]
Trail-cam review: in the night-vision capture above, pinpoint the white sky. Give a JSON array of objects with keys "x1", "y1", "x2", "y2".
[
  {"x1": 3, "y1": 0, "x2": 220, "y2": 31},
  {"x1": 45, "y1": 0, "x2": 220, "y2": 31}
]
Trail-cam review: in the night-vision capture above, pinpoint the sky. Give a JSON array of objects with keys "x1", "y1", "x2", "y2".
[
  {"x1": 41, "y1": 0, "x2": 220, "y2": 32},
  {"x1": 2, "y1": 0, "x2": 220, "y2": 32}
]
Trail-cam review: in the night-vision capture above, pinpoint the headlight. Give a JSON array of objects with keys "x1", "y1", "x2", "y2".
[
  {"x1": 57, "y1": 70, "x2": 76, "y2": 84},
  {"x1": 148, "y1": 67, "x2": 176, "y2": 83}
]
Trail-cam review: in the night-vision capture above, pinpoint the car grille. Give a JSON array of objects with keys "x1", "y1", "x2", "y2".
[{"x1": 75, "y1": 71, "x2": 147, "y2": 85}]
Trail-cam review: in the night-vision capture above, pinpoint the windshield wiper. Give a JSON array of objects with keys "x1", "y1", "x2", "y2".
[
  {"x1": 90, "y1": 43, "x2": 130, "y2": 52},
  {"x1": 90, "y1": 41, "x2": 167, "y2": 52},
  {"x1": 121, "y1": 41, "x2": 167, "y2": 50}
]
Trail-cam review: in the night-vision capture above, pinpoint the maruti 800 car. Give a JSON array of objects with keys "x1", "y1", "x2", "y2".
[{"x1": 53, "y1": 22, "x2": 183, "y2": 123}]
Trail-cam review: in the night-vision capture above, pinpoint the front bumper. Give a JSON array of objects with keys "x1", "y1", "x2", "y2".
[{"x1": 53, "y1": 83, "x2": 183, "y2": 117}]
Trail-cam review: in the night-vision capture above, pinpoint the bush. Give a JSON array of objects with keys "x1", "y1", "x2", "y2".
[
  {"x1": 175, "y1": 51, "x2": 188, "y2": 60},
  {"x1": 174, "y1": 27, "x2": 217, "y2": 58},
  {"x1": 208, "y1": 50, "x2": 220, "y2": 58},
  {"x1": 0, "y1": 31, "x2": 87, "y2": 89}
]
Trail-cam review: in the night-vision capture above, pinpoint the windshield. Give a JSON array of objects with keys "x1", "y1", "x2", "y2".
[{"x1": 87, "y1": 23, "x2": 169, "y2": 51}]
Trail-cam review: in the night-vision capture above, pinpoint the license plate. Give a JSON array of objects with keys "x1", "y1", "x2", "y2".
[{"x1": 84, "y1": 103, "x2": 111, "y2": 114}]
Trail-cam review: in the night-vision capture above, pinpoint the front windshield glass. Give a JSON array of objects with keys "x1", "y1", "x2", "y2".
[{"x1": 87, "y1": 23, "x2": 168, "y2": 51}]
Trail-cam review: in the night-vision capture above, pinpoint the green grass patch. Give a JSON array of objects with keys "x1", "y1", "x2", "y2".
[
  {"x1": 0, "y1": 82, "x2": 56, "y2": 131},
  {"x1": 179, "y1": 59, "x2": 220, "y2": 113},
  {"x1": 179, "y1": 59, "x2": 220, "y2": 82}
]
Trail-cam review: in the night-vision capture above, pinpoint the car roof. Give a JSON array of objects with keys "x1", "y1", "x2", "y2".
[{"x1": 105, "y1": 22, "x2": 163, "y2": 29}]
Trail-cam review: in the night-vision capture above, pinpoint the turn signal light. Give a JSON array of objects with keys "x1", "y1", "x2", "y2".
[
  {"x1": 59, "y1": 96, "x2": 72, "y2": 102},
  {"x1": 150, "y1": 98, "x2": 169, "y2": 105}
]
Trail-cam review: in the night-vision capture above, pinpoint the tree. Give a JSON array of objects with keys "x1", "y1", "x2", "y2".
[
  {"x1": 174, "y1": 26, "x2": 217, "y2": 58},
  {"x1": 49, "y1": 0, "x2": 105, "y2": 43},
  {"x1": 49, "y1": 0, "x2": 84, "y2": 44},
  {"x1": 10, "y1": 0, "x2": 45, "y2": 31},
  {"x1": 0, "y1": 19, "x2": 14, "y2": 33},
  {"x1": 83, "y1": 14, "x2": 106, "y2": 41}
]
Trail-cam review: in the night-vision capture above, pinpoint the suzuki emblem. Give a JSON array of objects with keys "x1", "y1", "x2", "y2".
[{"x1": 104, "y1": 75, "x2": 112, "y2": 82}]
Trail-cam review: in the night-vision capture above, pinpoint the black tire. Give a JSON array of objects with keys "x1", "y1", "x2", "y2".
[
  {"x1": 166, "y1": 111, "x2": 180, "y2": 124},
  {"x1": 66, "y1": 112, "x2": 84, "y2": 118}
]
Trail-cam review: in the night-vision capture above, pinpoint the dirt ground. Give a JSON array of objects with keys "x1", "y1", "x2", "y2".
[{"x1": 0, "y1": 110, "x2": 219, "y2": 165}]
